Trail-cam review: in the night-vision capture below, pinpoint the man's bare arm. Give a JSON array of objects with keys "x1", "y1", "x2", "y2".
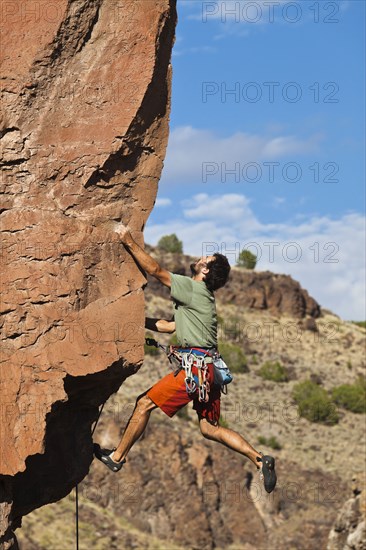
[
  {"x1": 116, "y1": 224, "x2": 171, "y2": 287},
  {"x1": 145, "y1": 318, "x2": 176, "y2": 334}
]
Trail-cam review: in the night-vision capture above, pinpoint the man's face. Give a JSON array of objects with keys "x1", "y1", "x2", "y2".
[{"x1": 190, "y1": 255, "x2": 215, "y2": 276}]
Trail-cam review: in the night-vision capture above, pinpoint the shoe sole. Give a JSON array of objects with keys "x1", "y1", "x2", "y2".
[
  {"x1": 93, "y1": 444, "x2": 125, "y2": 473},
  {"x1": 261, "y1": 455, "x2": 277, "y2": 493}
]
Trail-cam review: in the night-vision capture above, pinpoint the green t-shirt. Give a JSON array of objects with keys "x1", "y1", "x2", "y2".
[{"x1": 170, "y1": 273, "x2": 217, "y2": 348}]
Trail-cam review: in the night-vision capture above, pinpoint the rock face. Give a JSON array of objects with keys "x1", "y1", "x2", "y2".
[
  {"x1": 0, "y1": 0, "x2": 176, "y2": 547},
  {"x1": 327, "y1": 476, "x2": 366, "y2": 550},
  {"x1": 146, "y1": 247, "x2": 321, "y2": 319}
]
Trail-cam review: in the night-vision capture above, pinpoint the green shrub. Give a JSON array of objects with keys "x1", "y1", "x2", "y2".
[
  {"x1": 157, "y1": 234, "x2": 183, "y2": 253},
  {"x1": 351, "y1": 321, "x2": 366, "y2": 329},
  {"x1": 236, "y1": 249, "x2": 257, "y2": 269},
  {"x1": 144, "y1": 333, "x2": 159, "y2": 356},
  {"x1": 292, "y1": 380, "x2": 339, "y2": 425},
  {"x1": 258, "y1": 435, "x2": 282, "y2": 450},
  {"x1": 218, "y1": 341, "x2": 248, "y2": 373},
  {"x1": 221, "y1": 317, "x2": 241, "y2": 341},
  {"x1": 332, "y1": 378, "x2": 366, "y2": 413},
  {"x1": 219, "y1": 415, "x2": 229, "y2": 429},
  {"x1": 217, "y1": 314, "x2": 224, "y2": 326},
  {"x1": 258, "y1": 361, "x2": 289, "y2": 383},
  {"x1": 169, "y1": 333, "x2": 179, "y2": 346},
  {"x1": 176, "y1": 407, "x2": 190, "y2": 421}
]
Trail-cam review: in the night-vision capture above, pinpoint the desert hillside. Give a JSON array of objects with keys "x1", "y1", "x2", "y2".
[{"x1": 17, "y1": 249, "x2": 366, "y2": 550}]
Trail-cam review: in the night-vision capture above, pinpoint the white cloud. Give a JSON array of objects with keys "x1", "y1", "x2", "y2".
[
  {"x1": 273, "y1": 197, "x2": 286, "y2": 207},
  {"x1": 179, "y1": 1, "x2": 352, "y2": 37},
  {"x1": 173, "y1": 45, "x2": 217, "y2": 57},
  {"x1": 161, "y1": 126, "x2": 321, "y2": 184},
  {"x1": 182, "y1": 193, "x2": 261, "y2": 227},
  {"x1": 155, "y1": 198, "x2": 172, "y2": 207},
  {"x1": 145, "y1": 193, "x2": 366, "y2": 320},
  {"x1": 262, "y1": 135, "x2": 322, "y2": 158}
]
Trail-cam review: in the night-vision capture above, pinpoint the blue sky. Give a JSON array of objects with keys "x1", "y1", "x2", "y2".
[{"x1": 145, "y1": 0, "x2": 365, "y2": 320}]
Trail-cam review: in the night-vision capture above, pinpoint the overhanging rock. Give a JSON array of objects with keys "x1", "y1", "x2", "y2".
[{"x1": 0, "y1": 0, "x2": 177, "y2": 546}]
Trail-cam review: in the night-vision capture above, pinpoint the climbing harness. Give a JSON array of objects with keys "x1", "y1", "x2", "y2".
[
  {"x1": 146, "y1": 339, "x2": 211, "y2": 401},
  {"x1": 145, "y1": 339, "x2": 230, "y2": 403}
]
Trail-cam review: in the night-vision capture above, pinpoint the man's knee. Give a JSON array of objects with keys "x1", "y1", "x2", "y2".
[
  {"x1": 136, "y1": 393, "x2": 156, "y2": 413},
  {"x1": 199, "y1": 418, "x2": 219, "y2": 440}
]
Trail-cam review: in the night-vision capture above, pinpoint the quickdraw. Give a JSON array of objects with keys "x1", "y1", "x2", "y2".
[
  {"x1": 197, "y1": 360, "x2": 210, "y2": 403},
  {"x1": 181, "y1": 352, "x2": 196, "y2": 394},
  {"x1": 172, "y1": 348, "x2": 211, "y2": 403}
]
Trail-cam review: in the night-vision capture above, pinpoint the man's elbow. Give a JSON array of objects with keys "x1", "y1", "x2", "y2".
[
  {"x1": 149, "y1": 265, "x2": 161, "y2": 278},
  {"x1": 153, "y1": 268, "x2": 171, "y2": 287}
]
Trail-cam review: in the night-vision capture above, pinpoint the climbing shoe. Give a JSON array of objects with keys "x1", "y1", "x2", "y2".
[
  {"x1": 93, "y1": 443, "x2": 126, "y2": 473},
  {"x1": 257, "y1": 453, "x2": 277, "y2": 493}
]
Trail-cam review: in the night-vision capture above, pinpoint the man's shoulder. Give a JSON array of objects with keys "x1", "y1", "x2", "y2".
[
  {"x1": 192, "y1": 279, "x2": 215, "y2": 300},
  {"x1": 170, "y1": 273, "x2": 214, "y2": 298},
  {"x1": 170, "y1": 272, "x2": 192, "y2": 284},
  {"x1": 170, "y1": 272, "x2": 190, "y2": 279}
]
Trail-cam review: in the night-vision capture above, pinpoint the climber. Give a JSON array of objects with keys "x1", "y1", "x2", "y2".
[{"x1": 94, "y1": 224, "x2": 277, "y2": 493}]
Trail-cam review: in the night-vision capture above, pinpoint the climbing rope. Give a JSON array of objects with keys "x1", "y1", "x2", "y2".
[
  {"x1": 75, "y1": 484, "x2": 79, "y2": 550},
  {"x1": 75, "y1": 401, "x2": 106, "y2": 550}
]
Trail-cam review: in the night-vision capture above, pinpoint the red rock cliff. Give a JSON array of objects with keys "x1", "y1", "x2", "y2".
[{"x1": 0, "y1": 1, "x2": 177, "y2": 547}]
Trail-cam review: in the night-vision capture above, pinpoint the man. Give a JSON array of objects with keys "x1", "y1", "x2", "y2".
[{"x1": 94, "y1": 224, "x2": 277, "y2": 493}]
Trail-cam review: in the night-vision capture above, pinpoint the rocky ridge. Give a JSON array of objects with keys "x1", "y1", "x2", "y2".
[{"x1": 145, "y1": 246, "x2": 321, "y2": 319}]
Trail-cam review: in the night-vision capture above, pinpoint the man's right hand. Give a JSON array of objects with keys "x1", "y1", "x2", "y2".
[
  {"x1": 114, "y1": 224, "x2": 171, "y2": 288},
  {"x1": 115, "y1": 223, "x2": 133, "y2": 245}
]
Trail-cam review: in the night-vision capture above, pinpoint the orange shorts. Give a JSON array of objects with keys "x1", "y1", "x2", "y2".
[{"x1": 147, "y1": 362, "x2": 221, "y2": 424}]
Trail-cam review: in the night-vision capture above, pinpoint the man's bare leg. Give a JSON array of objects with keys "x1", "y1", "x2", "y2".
[
  {"x1": 199, "y1": 418, "x2": 261, "y2": 468},
  {"x1": 112, "y1": 394, "x2": 158, "y2": 462}
]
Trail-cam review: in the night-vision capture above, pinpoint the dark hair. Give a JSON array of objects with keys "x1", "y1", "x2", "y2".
[{"x1": 204, "y1": 253, "x2": 231, "y2": 292}]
